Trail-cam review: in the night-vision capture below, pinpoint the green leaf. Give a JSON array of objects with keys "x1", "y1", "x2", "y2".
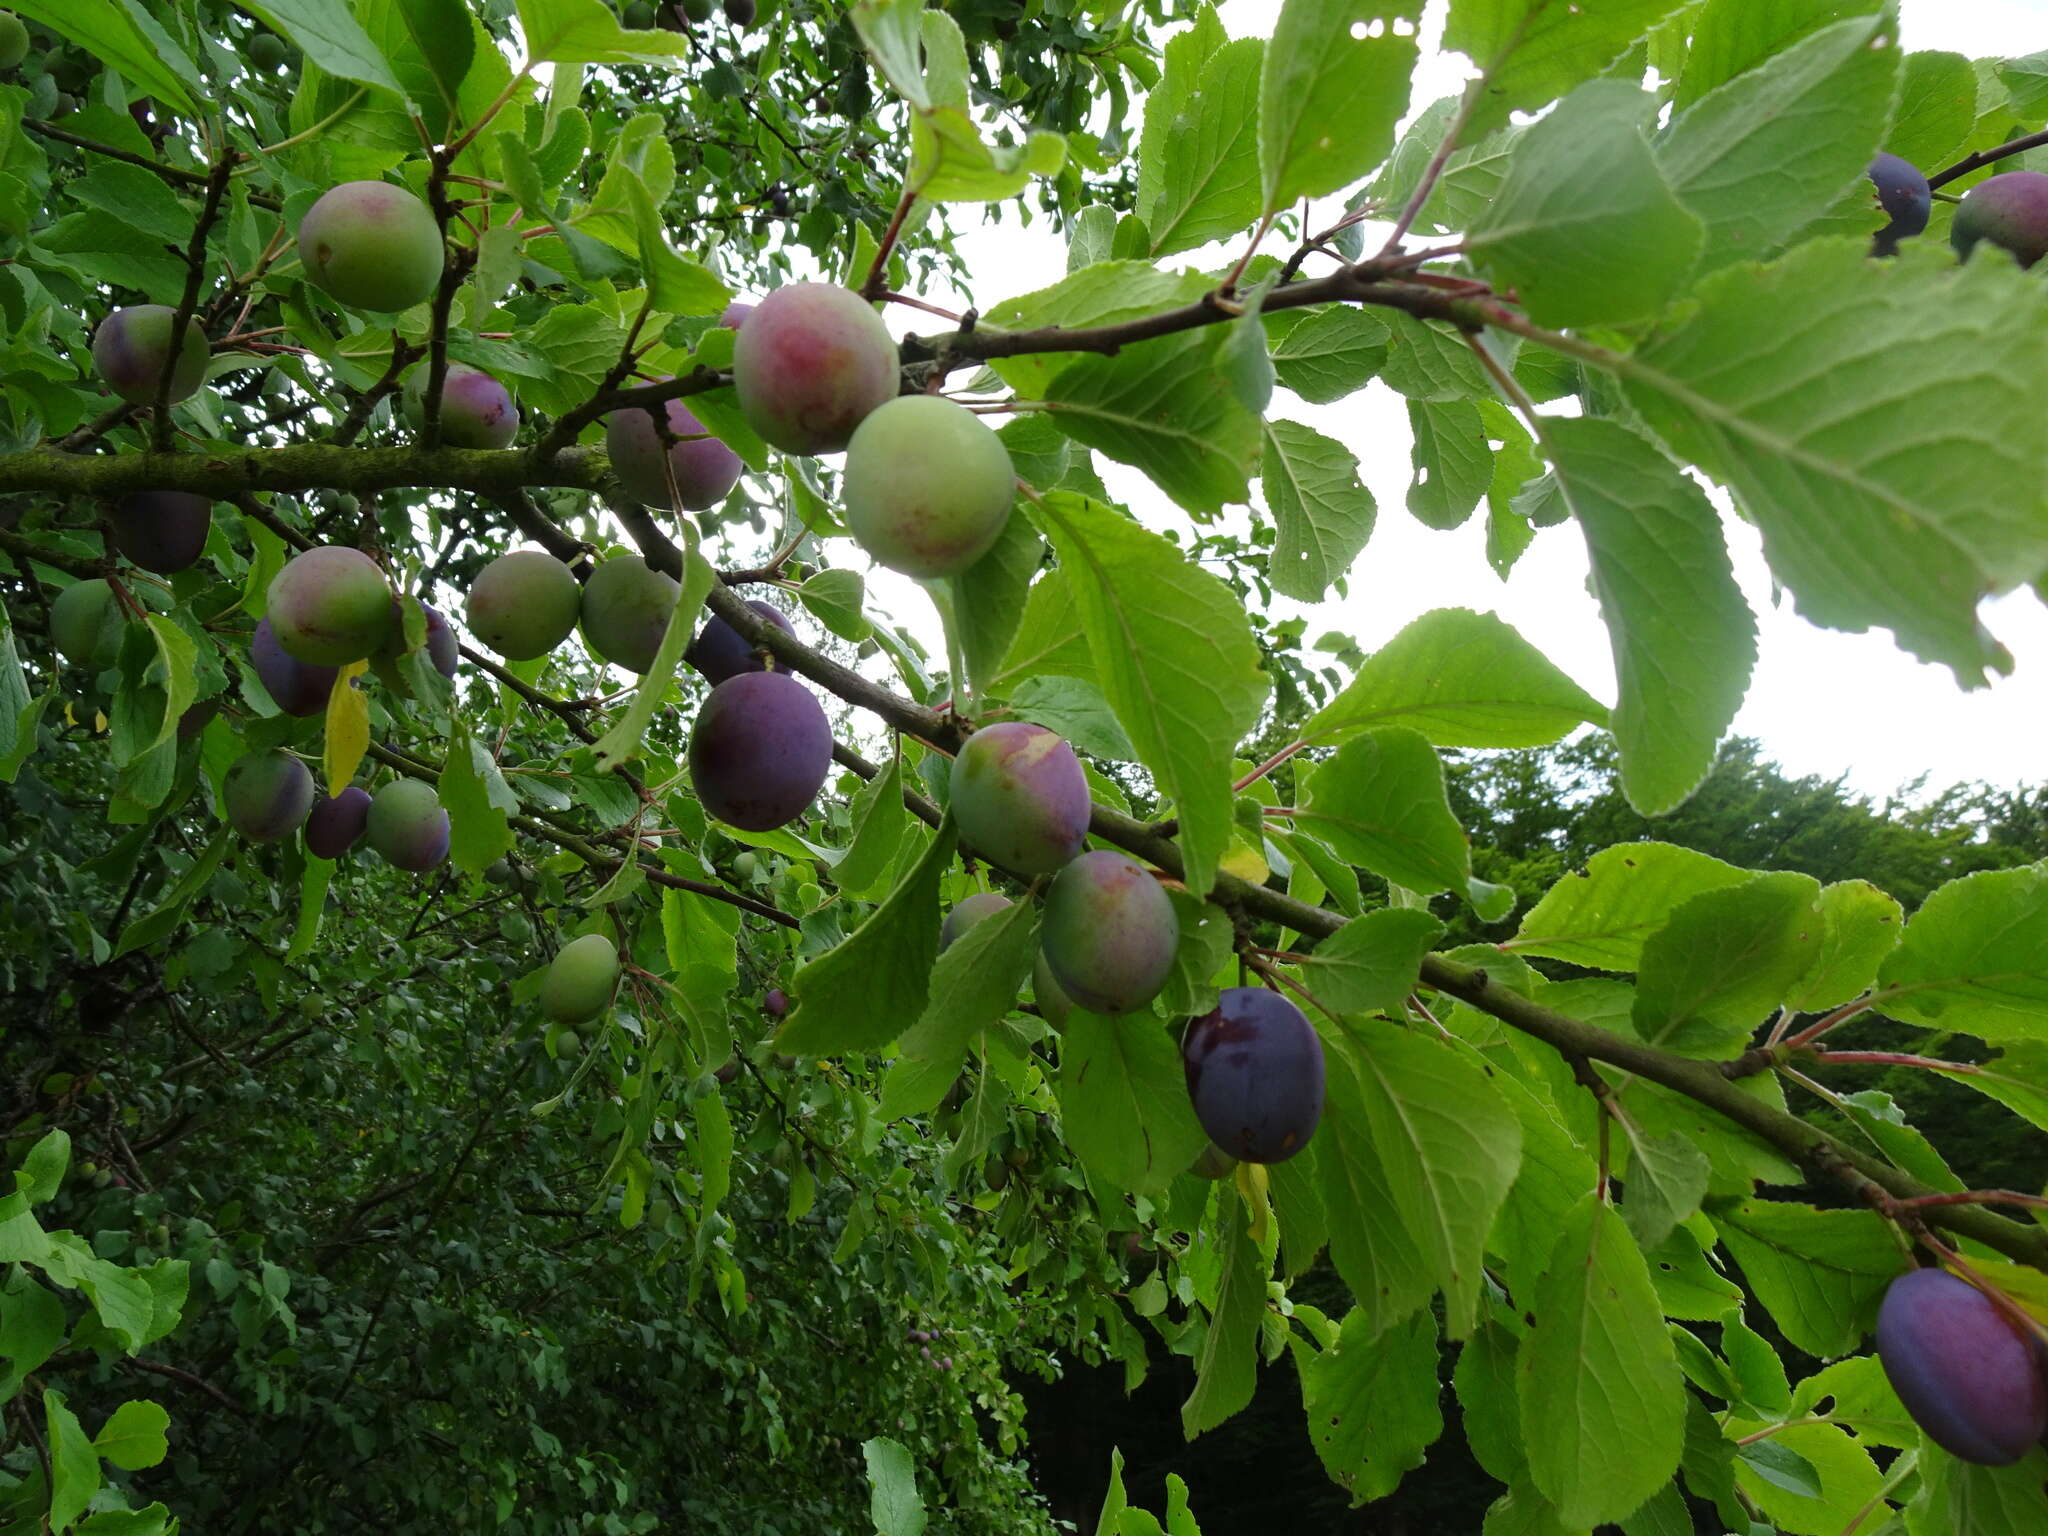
[
  {"x1": 1304, "y1": 608, "x2": 1605, "y2": 749},
  {"x1": 44, "y1": 1388, "x2": 101, "y2": 1534},
  {"x1": 1258, "y1": 0, "x2": 1421, "y2": 213},
  {"x1": 515, "y1": 0, "x2": 693, "y2": 64},
  {"x1": 1657, "y1": 16, "x2": 1899, "y2": 276},
  {"x1": 1616, "y1": 1128, "x2": 1710, "y2": 1253},
  {"x1": 1181, "y1": 1188, "x2": 1265, "y2": 1437},
  {"x1": 781, "y1": 826, "x2": 955, "y2": 1054},
  {"x1": 1036, "y1": 493, "x2": 1269, "y2": 897},
  {"x1": 1480, "y1": 1484, "x2": 1581, "y2": 1536},
  {"x1": 1005, "y1": 675, "x2": 1135, "y2": 762},
  {"x1": 1517, "y1": 1196, "x2": 1685, "y2": 1527},
  {"x1": 1490, "y1": 1074, "x2": 1600, "y2": 1307},
  {"x1": 1631, "y1": 872, "x2": 1824, "y2": 1058},
  {"x1": 1043, "y1": 333, "x2": 1259, "y2": 516},
  {"x1": 285, "y1": 852, "x2": 333, "y2": 963},
  {"x1": 1294, "y1": 727, "x2": 1470, "y2": 896},
  {"x1": 909, "y1": 111, "x2": 1066, "y2": 203},
  {"x1": 1447, "y1": 0, "x2": 1688, "y2": 138},
  {"x1": 1875, "y1": 865, "x2": 2048, "y2": 1042},
  {"x1": 243, "y1": 0, "x2": 402, "y2": 92},
  {"x1": 1908, "y1": 1447, "x2": 2048, "y2": 1536},
  {"x1": 1470, "y1": 81, "x2": 1704, "y2": 328},
  {"x1": 986, "y1": 263, "x2": 1212, "y2": 398},
  {"x1": 1708, "y1": 1200, "x2": 1899, "y2": 1358},
  {"x1": 69, "y1": 163, "x2": 191, "y2": 246},
  {"x1": 93, "y1": 1398, "x2": 169, "y2": 1471},
  {"x1": 0, "y1": 1274, "x2": 66, "y2": 1400},
  {"x1": 831, "y1": 745, "x2": 908, "y2": 898},
  {"x1": 1291, "y1": 908, "x2": 1445, "y2": 1017},
  {"x1": 798, "y1": 568, "x2": 870, "y2": 642},
  {"x1": 1510, "y1": 842, "x2": 1750, "y2": 972},
  {"x1": 591, "y1": 548, "x2": 715, "y2": 773},
  {"x1": 1301, "y1": 1305, "x2": 1443, "y2": 1503},
  {"x1": 625, "y1": 177, "x2": 732, "y2": 317},
  {"x1": 1456, "y1": 1321, "x2": 1528, "y2": 1487},
  {"x1": 1786, "y1": 881, "x2": 1902, "y2": 1012},
  {"x1": 1266, "y1": 307, "x2": 1390, "y2": 404},
  {"x1": 1405, "y1": 399, "x2": 1490, "y2": 531},
  {"x1": 950, "y1": 508, "x2": 1043, "y2": 695},
  {"x1": 438, "y1": 719, "x2": 517, "y2": 877},
  {"x1": 1142, "y1": 36, "x2": 1264, "y2": 258},
  {"x1": 1058, "y1": 1012, "x2": 1210, "y2": 1197},
  {"x1": 991, "y1": 568, "x2": 1094, "y2": 691},
  {"x1": 892, "y1": 898, "x2": 1039, "y2": 1109},
  {"x1": 369, "y1": 0, "x2": 475, "y2": 124},
  {"x1": 863, "y1": 1435, "x2": 926, "y2": 1536},
  {"x1": 1733, "y1": 1421, "x2": 1884, "y2": 1533},
  {"x1": 1670, "y1": 0, "x2": 1883, "y2": 110},
  {"x1": 115, "y1": 826, "x2": 233, "y2": 959},
  {"x1": 7, "y1": 1, "x2": 201, "y2": 115},
  {"x1": 1548, "y1": 417, "x2": 1757, "y2": 816},
  {"x1": 1260, "y1": 419, "x2": 1377, "y2": 603},
  {"x1": 1616, "y1": 241, "x2": 2048, "y2": 684}
]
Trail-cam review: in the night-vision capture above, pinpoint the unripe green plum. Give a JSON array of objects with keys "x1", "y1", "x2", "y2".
[
  {"x1": 622, "y1": 0, "x2": 655, "y2": 26},
  {"x1": 580, "y1": 553, "x2": 679, "y2": 674},
  {"x1": 680, "y1": 0, "x2": 712, "y2": 21},
  {"x1": 0, "y1": 14, "x2": 27, "y2": 70},
  {"x1": 266, "y1": 545, "x2": 394, "y2": 665},
  {"x1": 550, "y1": 1026, "x2": 583, "y2": 1057},
  {"x1": 466, "y1": 549, "x2": 581, "y2": 660},
  {"x1": 731, "y1": 283, "x2": 898, "y2": 454},
  {"x1": 542, "y1": 932, "x2": 619, "y2": 1024},
  {"x1": 940, "y1": 892, "x2": 1012, "y2": 951},
  {"x1": 248, "y1": 31, "x2": 287, "y2": 71},
  {"x1": 403, "y1": 363, "x2": 519, "y2": 449},
  {"x1": 111, "y1": 491, "x2": 212, "y2": 574},
  {"x1": 225, "y1": 750, "x2": 316, "y2": 842},
  {"x1": 1041, "y1": 851, "x2": 1178, "y2": 1015},
  {"x1": 297, "y1": 181, "x2": 446, "y2": 312},
  {"x1": 843, "y1": 396, "x2": 1015, "y2": 578},
  {"x1": 366, "y1": 779, "x2": 451, "y2": 872},
  {"x1": 725, "y1": 0, "x2": 756, "y2": 23},
  {"x1": 606, "y1": 389, "x2": 743, "y2": 510},
  {"x1": 92, "y1": 306, "x2": 210, "y2": 406},
  {"x1": 948, "y1": 722, "x2": 1090, "y2": 875},
  {"x1": 1952, "y1": 170, "x2": 2048, "y2": 270},
  {"x1": 50, "y1": 579, "x2": 126, "y2": 668}
]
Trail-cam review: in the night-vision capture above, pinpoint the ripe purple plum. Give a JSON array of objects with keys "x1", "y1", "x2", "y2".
[
  {"x1": 1952, "y1": 170, "x2": 2048, "y2": 269},
  {"x1": 403, "y1": 363, "x2": 519, "y2": 449},
  {"x1": 844, "y1": 395, "x2": 1016, "y2": 577},
  {"x1": 111, "y1": 491, "x2": 211, "y2": 574},
  {"x1": 421, "y1": 603, "x2": 459, "y2": 677},
  {"x1": 685, "y1": 600, "x2": 796, "y2": 685},
  {"x1": 948, "y1": 722, "x2": 1089, "y2": 876},
  {"x1": 1040, "y1": 851, "x2": 1178, "y2": 1015},
  {"x1": 1876, "y1": 1268, "x2": 2047, "y2": 1465},
  {"x1": 688, "y1": 670, "x2": 833, "y2": 831},
  {"x1": 267, "y1": 546, "x2": 394, "y2": 665},
  {"x1": 1182, "y1": 988, "x2": 1326, "y2": 1165},
  {"x1": 466, "y1": 549, "x2": 581, "y2": 660},
  {"x1": 606, "y1": 388, "x2": 743, "y2": 510},
  {"x1": 305, "y1": 785, "x2": 373, "y2": 859},
  {"x1": 580, "y1": 553, "x2": 680, "y2": 674},
  {"x1": 225, "y1": 750, "x2": 316, "y2": 842},
  {"x1": 940, "y1": 892, "x2": 1013, "y2": 951},
  {"x1": 720, "y1": 300, "x2": 755, "y2": 329},
  {"x1": 297, "y1": 181, "x2": 445, "y2": 312},
  {"x1": 365, "y1": 779, "x2": 451, "y2": 872},
  {"x1": 731, "y1": 283, "x2": 898, "y2": 454},
  {"x1": 1867, "y1": 153, "x2": 1931, "y2": 256},
  {"x1": 49, "y1": 579, "x2": 126, "y2": 668},
  {"x1": 252, "y1": 616, "x2": 339, "y2": 716},
  {"x1": 542, "y1": 933, "x2": 619, "y2": 1023},
  {"x1": 92, "y1": 306, "x2": 209, "y2": 406},
  {"x1": 763, "y1": 987, "x2": 789, "y2": 1018}
]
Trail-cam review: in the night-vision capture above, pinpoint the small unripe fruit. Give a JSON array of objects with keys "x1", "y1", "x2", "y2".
[
  {"x1": 252, "y1": 617, "x2": 339, "y2": 716},
  {"x1": 606, "y1": 389, "x2": 743, "y2": 510},
  {"x1": 1952, "y1": 170, "x2": 2048, "y2": 269},
  {"x1": 305, "y1": 785, "x2": 373, "y2": 859},
  {"x1": 551, "y1": 1026, "x2": 583, "y2": 1057},
  {"x1": 466, "y1": 550, "x2": 581, "y2": 660},
  {"x1": 844, "y1": 396, "x2": 1016, "y2": 577},
  {"x1": 542, "y1": 933, "x2": 620, "y2": 1024},
  {"x1": 732, "y1": 284, "x2": 898, "y2": 454},
  {"x1": 366, "y1": 779, "x2": 451, "y2": 872},
  {"x1": 92, "y1": 306, "x2": 210, "y2": 406},
  {"x1": 940, "y1": 892, "x2": 1012, "y2": 951},
  {"x1": 297, "y1": 181, "x2": 446, "y2": 312},
  {"x1": 403, "y1": 364, "x2": 519, "y2": 449},
  {"x1": 0, "y1": 13, "x2": 28, "y2": 70},
  {"x1": 225, "y1": 750, "x2": 316, "y2": 841},
  {"x1": 50, "y1": 579, "x2": 126, "y2": 668},
  {"x1": 685, "y1": 600, "x2": 795, "y2": 685},
  {"x1": 267, "y1": 546, "x2": 394, "y2": 665},
  {"x1": 248, "y1": 31, "x2": 287, "y2": 71},
  {"x1": 948, "y1": 722, "x2": 1089, "y2": 875},
  {"x1": 111, "y1": 491, "x2": 212, "y2": 574},
  {"x1": 580, "y1": 553, "x2": 680, "y2": 674},
  {"x1": 623, "y1": 0, "x2": 656, "y2": 26}
]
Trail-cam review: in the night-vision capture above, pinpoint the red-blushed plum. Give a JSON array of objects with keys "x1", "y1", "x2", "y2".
[
  {"x1": 542, "y1": 933, "x2": 619, "y2": 1024},
  {"x1": 1040, "y1": 851, "x2": 1178, "y2": 1015},
  {"x1": 688, "y1": 670, "x2": 833, "y2": 831},
  {"x1": 948, "y1": 722, "x2": 1089, "y2": 875},
  {"x1": 685, "y1": 600, "x2": 796, "y2": 685},
  {"x1": 111, "y1": 491, "x2": 211, "y2": 574},
  {"x1": 296, "y1": 181, "x2": 445, "y2": 312},
  {"x1": 1876, "y1": 1268, "x2": 2048, "y2": 1465},
  {"x1": 1952, "y1": 170, "x2": 2048, "y2": 269},
  {"x1": 720, "y1": 300, "x2": 754, "y2": 329},
  {"x1": 606, "y1": 388, "x2": 743, "y2": 510},
  {"x1": 1182, "y1": 988, "x2": 1326, "y2": 1165},
  {"x1": 403, "y1": 364, "x2": 519, "y2": 449},
  {"x1": 940, "y1": 892, "x2": 1013, "y2": 951},
  {"x1": 50, "y1": 579, "x2": 126, "y2": 668},
  {"x1": 266, "y1": 546, "x2": 393, "y2": 665},
  {"x1": 844, "y1": 395, "x2": 1015, "y2": 577},
  {"x1": 225, "y1": 750, "x2": 316, "y2": 842},
  {"x1": 580, "y1": 553, "x2": 680, "y2": 674},
  {"x1": 366, "y1": 779, "x2": 451, "y2": 872},
  {"x1": 252, "y1": 617, "x2": 339, "y2": 716},
  {"x1": 731, "y1": 283, "x2": 898, "y2": 454},
  {"x1": 466, "y1": 549, "x2": 581, "y2": 660},
  {"x1": 305, "y1": 786, "x2": 373, "y2": 859},
  {"x1": 1867, "y1": 153, "x2": 1932, "y2": 256},
  {"x1": 91, "y1": 305, "x2": 209, "y2": 406}
]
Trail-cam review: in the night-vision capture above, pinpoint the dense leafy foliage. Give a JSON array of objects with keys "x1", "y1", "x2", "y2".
[{"x1": 4, "y1": 0, "x2": 2048, "y2": 1532}]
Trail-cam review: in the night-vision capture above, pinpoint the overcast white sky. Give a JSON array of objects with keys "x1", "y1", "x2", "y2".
[{"x1": 831, "y1": 0, "x2": 2048, "y2": 804}]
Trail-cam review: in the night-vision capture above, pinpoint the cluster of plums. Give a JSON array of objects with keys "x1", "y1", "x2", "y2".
[
  {"x1": 1866, "y1": 150, "x2": 2048, "y2": 269},
  {"x1": 1876, "y1": 1266, "x2": 2048, "y2": 1465}
]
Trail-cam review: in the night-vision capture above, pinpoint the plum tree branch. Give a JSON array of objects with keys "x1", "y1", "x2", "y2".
[
  {"x1": 19, "y1": 118, "x2": 283, "y2": 211},
  {"x1": 0, "y1": 444, "x2": 608, "y2": 500},
  {"x1": 1929, "y1": 127, "x2": 2048, "y2": 191}
]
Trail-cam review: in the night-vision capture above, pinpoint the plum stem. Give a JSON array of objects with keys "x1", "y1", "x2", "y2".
[
  {"x1": 1807, "y1": 1050, "x2": 1980, "y2": 1073},
  {"x1": 1929, "y1": 126, "x2": 2048, "y2": 191},
  {"x1": 861, "y1": 185, "x2": 922, "y2": 301}
]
